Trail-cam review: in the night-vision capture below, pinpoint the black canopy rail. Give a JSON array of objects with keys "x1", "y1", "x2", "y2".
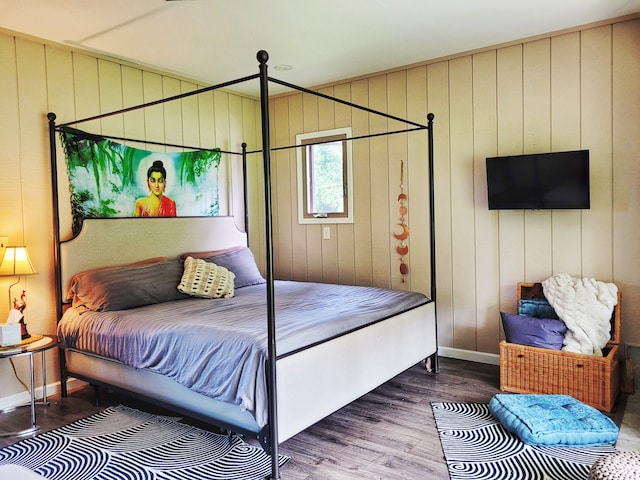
[
  {"x1": 268, "y1": 75, "x2": 429, "y2": 129},
  {"x1": 55, "y1": 125, "x2": 238, "y2": 156},
  {"x1": 247, "y1": 126, "x2": 429, "y2": 156},
  {"x1": 50, "y1": 69, "x2": 430, "y2": 158},
  {"x1": 54, "y1": 120, "x2": 427, "y2": 156},
  {"x1": 48, "y1": 50, "x2": 436, "y2": 480},
  {"x1": 54, "y1": 73, "x2": 261, "y2": 129}
]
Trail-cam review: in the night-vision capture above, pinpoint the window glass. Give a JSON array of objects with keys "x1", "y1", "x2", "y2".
[{"x1": 296, "y1": 128, "x2": 353, "y2": 224}]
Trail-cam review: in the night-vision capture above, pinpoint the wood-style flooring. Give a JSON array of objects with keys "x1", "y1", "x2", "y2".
[{"x1": 0, "y1": 357, "x2": 587, "y2": 479}]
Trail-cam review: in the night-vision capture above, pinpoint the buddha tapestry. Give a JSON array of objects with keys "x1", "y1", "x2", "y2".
[{"x1": 60, "y1": 128, "x2": 221, "y2": 234}]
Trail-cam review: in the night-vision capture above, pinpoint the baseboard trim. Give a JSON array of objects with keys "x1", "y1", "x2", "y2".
[
  {"x1": 0, "y1": 378, "x2": 87, "y2": 411},
  {"x1": 438, "y1": 346, "x2": 500, "y2": 366},
  {"x1": 0, "y1": 350, "x2": 499, "y2": 410}
]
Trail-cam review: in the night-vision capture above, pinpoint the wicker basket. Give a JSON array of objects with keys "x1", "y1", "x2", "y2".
[{"x1": 499, "y1": 282, "x2": 621, "y2": 412}]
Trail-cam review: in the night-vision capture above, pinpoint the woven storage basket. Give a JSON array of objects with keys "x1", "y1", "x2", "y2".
[{"x1": 499, "y1": 282, "x2": 621, "y2": 412}]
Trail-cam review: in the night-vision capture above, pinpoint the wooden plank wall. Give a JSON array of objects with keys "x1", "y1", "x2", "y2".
[
  {"x1": 266, "y1": 18, "x2": 640, "y2": 357},
  {"x1": 0, "y1": 17, "x2": 637, "y2": 404},
  {"x1": 0, "y1": 30, "x2": 258, "y2": 402}
]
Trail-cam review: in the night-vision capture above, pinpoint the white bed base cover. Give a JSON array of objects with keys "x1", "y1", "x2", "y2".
[{"x1": 65, "y1": 301, "x2": 435, "y2": 443}]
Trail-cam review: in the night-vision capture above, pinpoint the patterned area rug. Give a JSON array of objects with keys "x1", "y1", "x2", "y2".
[
  {"x1": 432, "y1": 402, "x2": 617, "y2": 480},
  {"x1": 0, "y1": 405, "x2": 289, "y2": 480}
]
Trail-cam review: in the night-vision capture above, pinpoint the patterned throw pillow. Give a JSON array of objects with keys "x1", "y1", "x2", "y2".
[
  {"x1": 180, "y1": 246, "x2": 265, "y2": 289},
  {"x1": 178, "y1": 256, "x2": 235, "y2": 299}
]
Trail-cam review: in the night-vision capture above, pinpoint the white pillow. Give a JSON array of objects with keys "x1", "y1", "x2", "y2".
[{"x1": 178, "y1": 256, "x2": 235, "y2": 299}]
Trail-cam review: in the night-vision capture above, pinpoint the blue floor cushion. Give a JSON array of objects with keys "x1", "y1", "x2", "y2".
[{"x1": 489, "y1": 394, "x2": 619, "y2": 446}]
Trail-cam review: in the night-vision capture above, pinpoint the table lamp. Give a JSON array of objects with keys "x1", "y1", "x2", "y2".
[{"x1": 0, "y1": 246, "x2": 37, "y2": 339}]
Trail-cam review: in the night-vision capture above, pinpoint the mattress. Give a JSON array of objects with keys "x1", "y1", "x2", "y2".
[{"x1": 58, "y1": 280, "x2": 429, "y2": 427}]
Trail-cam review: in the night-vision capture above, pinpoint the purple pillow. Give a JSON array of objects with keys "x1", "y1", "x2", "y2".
[
  {"x1": 501, "y1": 312, "x2": 567, "y2": 350},
  {"x1": 203, "y1": 247, "x2": 265, "y2": 289}
]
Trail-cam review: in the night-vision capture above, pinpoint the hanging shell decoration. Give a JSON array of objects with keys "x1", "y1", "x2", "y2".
[{"x1": 394, "y1": 159, "x2": 409, "y2": 282}]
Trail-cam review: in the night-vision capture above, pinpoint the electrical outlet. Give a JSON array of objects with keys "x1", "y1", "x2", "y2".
[{"x1": 322, "y1": 227, "x2": 331, "y2": 240}]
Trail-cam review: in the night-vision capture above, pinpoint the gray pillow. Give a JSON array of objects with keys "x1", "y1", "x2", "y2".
[
  {"x1": 501, "y1": 312, "x2": 567, "y2": 350},
  {"x1": 68, "y1": 259, "x2": 188, "y2": 312},
  {"x1": 203, "y1": 247, "x2": 265, "y2": 288}
]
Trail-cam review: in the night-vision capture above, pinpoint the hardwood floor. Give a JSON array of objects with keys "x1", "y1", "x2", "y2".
[
  {"x1": 279, "y1": 358, "x2": 501, "y2": 479},
  {"x1": 0, "y1": 358, "x2": 511, "y2": 478}
]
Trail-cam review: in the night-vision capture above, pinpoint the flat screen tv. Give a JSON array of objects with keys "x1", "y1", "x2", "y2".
[{"x1": 486, "y1": 150, "x2": 590, "y2": 210}]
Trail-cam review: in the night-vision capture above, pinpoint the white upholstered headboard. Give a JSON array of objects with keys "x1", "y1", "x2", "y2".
[{"x1": 59, "y1": 216, "x2": 247, "y2": 300}]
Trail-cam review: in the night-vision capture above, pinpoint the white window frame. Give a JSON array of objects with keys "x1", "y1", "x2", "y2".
[{"x1": 296, "y1": 127, "x2": 354, "y2": 225}]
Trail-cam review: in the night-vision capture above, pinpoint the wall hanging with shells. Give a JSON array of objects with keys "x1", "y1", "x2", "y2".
[{"x1": 393, "y1": 159, "x2": 409, "y2": 283}]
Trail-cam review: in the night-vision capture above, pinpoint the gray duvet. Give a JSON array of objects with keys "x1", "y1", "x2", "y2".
[{"x1": 58, "y1": 280, "x2": 429, "y2": 427}]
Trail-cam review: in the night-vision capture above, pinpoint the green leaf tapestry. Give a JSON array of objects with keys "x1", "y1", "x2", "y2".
[{"x1": 60, "y1": 128, "x2": 221, "y2": 234}]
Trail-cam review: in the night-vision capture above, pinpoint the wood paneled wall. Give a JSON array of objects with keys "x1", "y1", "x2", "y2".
[
  {"x1": 0, "y1": 16, "x2": 638, "y2": 406},
  {"x1": 0, "y1": 30, "x2": 258, "y2": 402},
  {"x1": 267, "y1": 18, "x2": 640, "y2": 358}
]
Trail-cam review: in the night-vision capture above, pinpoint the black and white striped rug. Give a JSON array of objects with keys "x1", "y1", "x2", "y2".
[
  {"x1": 0, "y1": 405, "x2": 289, "y2": 480},
  {"x1": 432, "y1": 402, "x2": 617, "y2": 480}
]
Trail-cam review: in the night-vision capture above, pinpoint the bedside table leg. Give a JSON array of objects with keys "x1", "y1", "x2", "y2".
[
  {"x1": 29, "y1": 353, "x2": 36, "y2": 432},
  {"x1": 41, "y1": 350, "x2": 48, "y2": 405},
  {"x1": 0, "y1": 336, "x2": 56, "y2": 437},
  {"x1": 0, "y1": 353, "x2": 39, "y2": 437}
]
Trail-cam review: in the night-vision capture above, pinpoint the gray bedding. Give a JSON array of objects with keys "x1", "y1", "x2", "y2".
[{"x1": 58, "y1": 280, "x2": 430, "y2": 427}]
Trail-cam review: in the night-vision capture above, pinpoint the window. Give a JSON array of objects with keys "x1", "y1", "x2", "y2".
[{"x1": 296, "y1": 127, "x2": 353, "y2": 224}]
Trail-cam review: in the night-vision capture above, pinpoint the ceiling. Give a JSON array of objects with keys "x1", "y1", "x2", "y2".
[{"x1": 1, "y1": 0, "x2": 638, "y2": 97}]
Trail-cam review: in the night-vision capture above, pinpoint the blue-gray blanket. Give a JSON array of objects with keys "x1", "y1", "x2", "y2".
[{"x1": 58, "y1": 281, "x2": 429, "y2": 427}]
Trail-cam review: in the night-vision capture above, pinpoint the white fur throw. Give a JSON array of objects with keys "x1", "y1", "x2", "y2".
[{"x1": 541, "y1": 274, "x2": 618, "y2": 356}]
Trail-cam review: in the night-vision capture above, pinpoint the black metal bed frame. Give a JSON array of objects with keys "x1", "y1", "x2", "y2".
[{"x1": 47, "y1": 50, "x2": 436, "y2": 480}]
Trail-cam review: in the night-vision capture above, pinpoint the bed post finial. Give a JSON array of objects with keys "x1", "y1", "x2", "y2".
[
  {"x1": 257, "y1": 50, "x2": 269, "y2": 64},
  {"x1": 47, "y1": 112, "x2": 57, "y2": 122}
]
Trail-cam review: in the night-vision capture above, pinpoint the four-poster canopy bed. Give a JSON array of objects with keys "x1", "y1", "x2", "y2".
[{"x1": 47, "y1": 50, "x2": 437, "y2": 479}]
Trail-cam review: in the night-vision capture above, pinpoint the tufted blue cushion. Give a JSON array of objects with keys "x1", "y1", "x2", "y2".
[{"x1": 489, "y1": 394, "x2": 619, "y2": 446}]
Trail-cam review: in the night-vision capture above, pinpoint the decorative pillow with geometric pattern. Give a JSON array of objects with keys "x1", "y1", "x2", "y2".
[{"x1": 178, "y1": 256, "x2": 235, "y2": 299}]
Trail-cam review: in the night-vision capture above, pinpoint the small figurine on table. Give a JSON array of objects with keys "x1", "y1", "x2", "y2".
[{"x1": 12, "y1": 290, "x2": 30, "y2": 340}]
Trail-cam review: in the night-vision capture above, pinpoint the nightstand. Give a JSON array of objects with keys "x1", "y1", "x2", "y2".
[{"x1": 0, "y1": 334, "x2": 58, "y2": 437}]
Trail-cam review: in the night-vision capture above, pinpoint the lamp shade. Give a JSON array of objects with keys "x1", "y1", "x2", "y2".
[{"x1": 0, "y1": 246, "x2": 37, "y2": 276}]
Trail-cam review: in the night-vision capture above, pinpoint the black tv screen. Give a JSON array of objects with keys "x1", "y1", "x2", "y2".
[{"x1": 486, "y1": 150, "x2": 590, "y2": 210}]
